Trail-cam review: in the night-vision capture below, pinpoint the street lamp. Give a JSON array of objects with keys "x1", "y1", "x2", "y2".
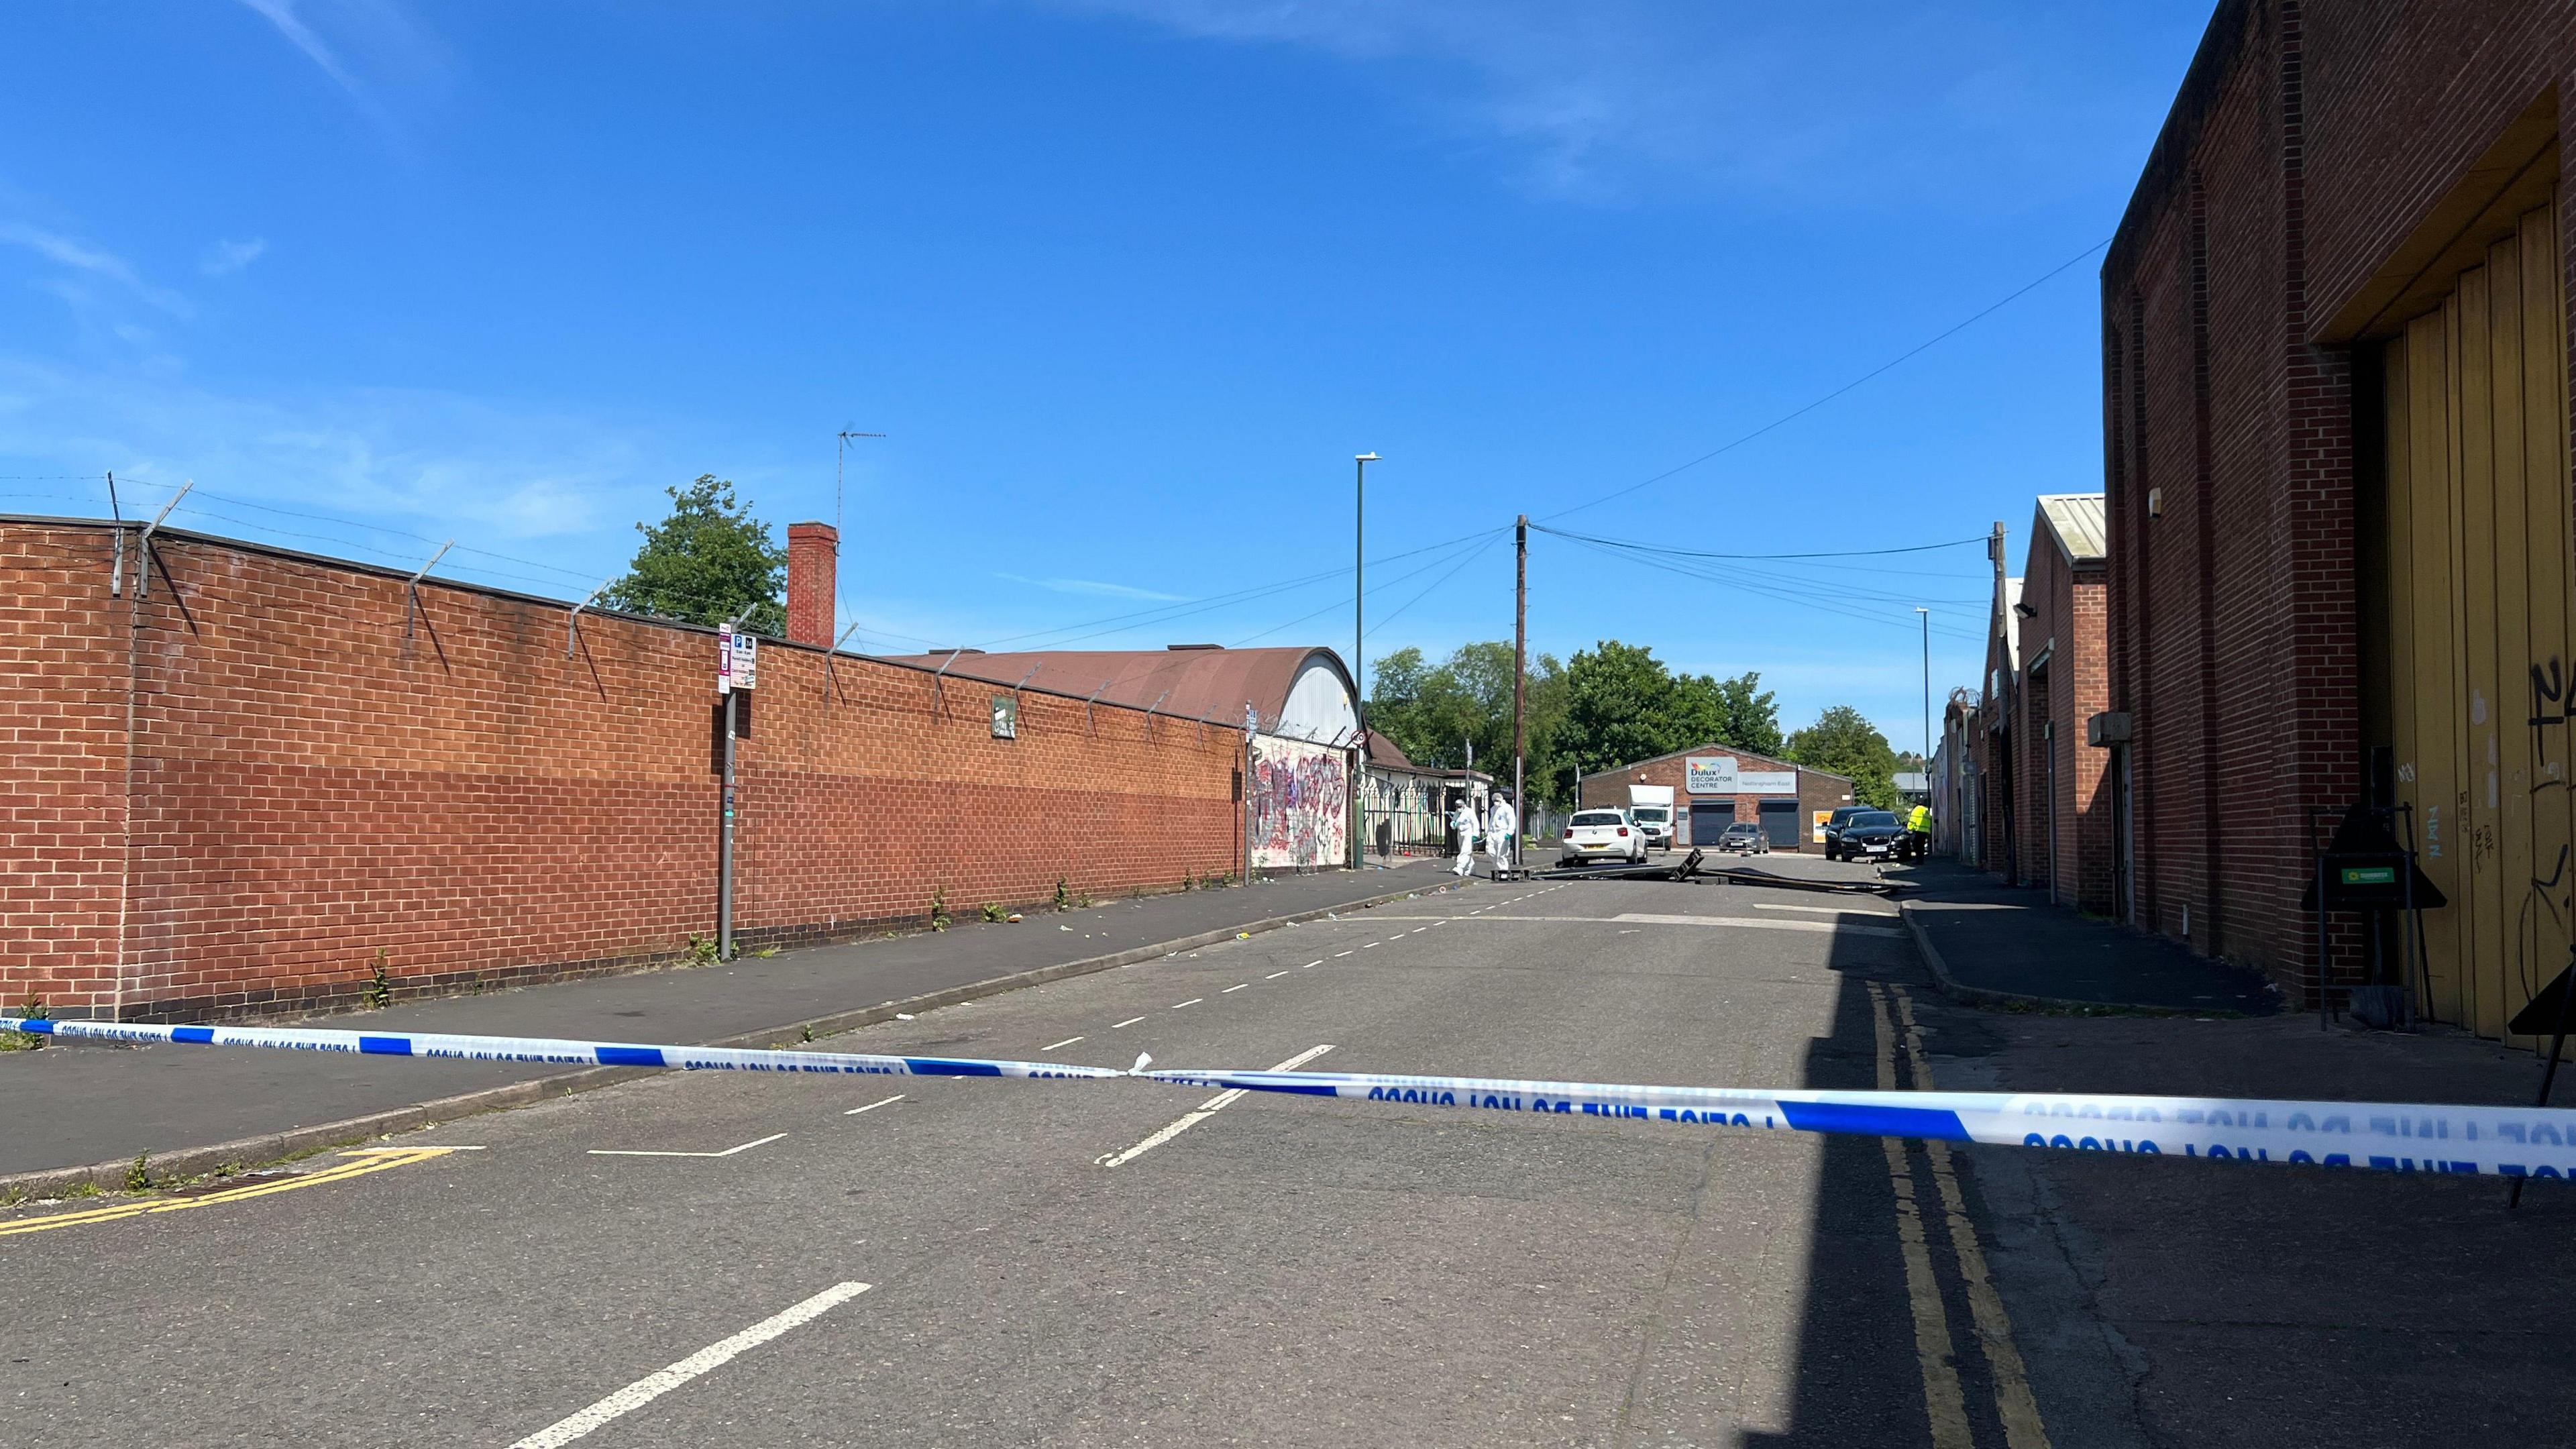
[
  {"x1": 1352, "y1": 453, "x2": 1380, "y2": 868},
  {"x1": 1915, "y1": 606, "x2": 1931, "y2": 836}
]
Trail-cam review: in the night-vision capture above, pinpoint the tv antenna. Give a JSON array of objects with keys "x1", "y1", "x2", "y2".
[{"x1": 836, "y1": 427, "x2": 885, "y2": 536}]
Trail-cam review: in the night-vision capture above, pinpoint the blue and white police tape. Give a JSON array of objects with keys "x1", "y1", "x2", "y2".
[
  {"x1": 0, "y1": 1016, "x2": 1123, "y2": 1083},
  {"x1": 12, "y1": 1015, "x2": 2576, "y2": 1179}
]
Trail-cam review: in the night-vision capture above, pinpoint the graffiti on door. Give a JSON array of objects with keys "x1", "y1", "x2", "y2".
[{"x1": 1251, "y1": 735, "x2": 1350, "y2": 869}]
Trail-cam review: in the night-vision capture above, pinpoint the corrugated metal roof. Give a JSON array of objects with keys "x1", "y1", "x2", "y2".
[
  {"x1": 2037, "y1": 493, "x2": 2107, "y2": 563},
  {"x1": 877, "y1": 645, "x2": 1350, "y2": 732}
]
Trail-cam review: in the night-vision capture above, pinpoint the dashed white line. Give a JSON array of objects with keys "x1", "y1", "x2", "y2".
[
  {"x1": 1112, "y1": 1016, "x2": 1148, "y2": 1028},
  {"x1": 1040, "y1": 1036, "x2": 1085, "y2": 1051},
  {"x1": 1265, "y1": 971, "x2": 1291, "y2": 980},
  {"x1": 843, "y1": 1094, "x2": 905, "y2": 1116},
  {"x1": 1222, "y1": 983, "x2": 1250, "y2": 994},
  {"x1": 588, "y1": 1132, "x2": 788, "y2": 1159},
  {"x1": 1171, "y1": 998, "x2": 1203, "y2": 1009},
  {"x1": 509, "y1": 1282, "x2": 872, "y2": 1448},
  {"x1": 1362, "y1": 942, "x2": 1379, "y2": 949},
  {"x1": 1095, "y1": 1044, "x2": 1336, "y2": 1169},
  {"x1": 1299, "y1": 959, "x2": 1323, "y2": 969},
  {"x1": 1333, "y1": 951, "x2": 1353, "y2": 958}
]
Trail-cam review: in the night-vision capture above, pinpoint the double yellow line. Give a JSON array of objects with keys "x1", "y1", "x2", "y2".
[
  {"x1": 0, "y1": 1146, "x2": 457, "y2": 1239},
  {"x1": 1868, "y1": 980, "x2": 2051, "y2": 1449}
]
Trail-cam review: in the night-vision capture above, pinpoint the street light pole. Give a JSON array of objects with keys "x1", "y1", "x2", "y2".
[
  {"x1": 1916, "y1": 606, "x2": 1931, "y2": 839},
  {"x1": 1352, "y1": 452, "x2": 1379, "y2": 869}
]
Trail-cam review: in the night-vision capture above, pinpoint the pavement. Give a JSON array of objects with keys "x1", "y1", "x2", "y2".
[
  {"x1": 0, "y1": 861, "x2": 1457, "y2": 1184},
  {"x1": 1892, "y1": 856, "x2": 2283, "y2": 1013},
  {"x1": 12, "y1": 855, "x2": 2574, "y2": 1445}
]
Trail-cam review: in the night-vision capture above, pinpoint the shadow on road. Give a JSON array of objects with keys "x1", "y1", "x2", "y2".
[{"x1": 1739, "y1": 922, "x2": 2015, "y2": 1448}]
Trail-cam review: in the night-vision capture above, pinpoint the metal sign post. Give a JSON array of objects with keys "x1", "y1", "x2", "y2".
[{"x1": 716, "y1": 622, "x2": 756, "y2": 960}]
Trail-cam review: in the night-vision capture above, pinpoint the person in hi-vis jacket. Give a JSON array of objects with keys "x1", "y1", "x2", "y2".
[
  {"x1": 1485, "y1": 792, "x2": 1519, "y2": 877},
  {"x1": 1450, "y1": 797, "x2": 1481, "y2": 877}
]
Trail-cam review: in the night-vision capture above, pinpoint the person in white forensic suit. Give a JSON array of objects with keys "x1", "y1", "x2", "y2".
[
  {"x1": 1450, "y1": 797, "x2": 1481, "y2": 877},
  {"x1": 1485, "y1": 792, "x2": 1518, "y2": 877}
]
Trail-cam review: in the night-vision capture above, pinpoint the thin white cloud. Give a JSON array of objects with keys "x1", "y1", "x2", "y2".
[
  {"x1": 234, "y1": 0, "x2": 366, "y2": 97},
  {"x1": 0, "y1": 356, "x2": 647, "y2": 554},
  {"x1": 201, "y1": 237, "x2": 268, "y2": 278},
  {"x1": 998, "y1": 572, "x2": 1189, "y2": 602},
  {"x1": 0, "y1": 221, "x2": 193, "y2": 317},
  {"x1": 1052, "y1": 1, "x2": 2177, "y2": 207}
]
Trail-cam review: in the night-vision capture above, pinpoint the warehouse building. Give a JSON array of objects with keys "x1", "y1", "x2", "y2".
[
  {"x1": 1579, "y1": 746, "x2": 1854, "y2": 852},
  {"x1": 2102, "y1": 0, "x2": 2576, "y2": 1036},
  {"x1": 1974, "y1": 496, "x2": 2112, "y2": 912}
]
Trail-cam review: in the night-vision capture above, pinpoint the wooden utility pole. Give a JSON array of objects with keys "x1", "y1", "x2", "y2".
[{"x1": 1513, "y1": 514, "x2": 1527, "y2": 816}]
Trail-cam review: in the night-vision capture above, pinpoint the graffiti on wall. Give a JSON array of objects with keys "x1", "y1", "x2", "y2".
[{"x1": 1252, "y1": 733, "x2": 1350, "y2": 869}]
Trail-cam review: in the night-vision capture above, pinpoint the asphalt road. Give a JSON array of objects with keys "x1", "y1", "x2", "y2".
[{"x1": 3, "y1": 869, "x2": 2103, "y2": 1447}]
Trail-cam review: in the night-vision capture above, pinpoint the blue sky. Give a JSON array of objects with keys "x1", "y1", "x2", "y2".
[{"x1": 0, "y1": 2, "x2": 2209, "y2": 749}]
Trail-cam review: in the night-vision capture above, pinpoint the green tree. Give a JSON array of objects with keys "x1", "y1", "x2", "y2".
[
  {"x1": 1671, "y1": 669, "x2": 1784, "y2": 757},
  {"x1": 1368, "y1": 642, "x2": 1573, "y2": 806},
  {"x1": 1787, "y1": 704, "x2": 1899, "y2": 809},
  {"x1": 1560, "y1": 641, "x2": 1691, "y2": 778},
  {"x1": 602, "y1": 476, "x2": 787, "y2": 635}
]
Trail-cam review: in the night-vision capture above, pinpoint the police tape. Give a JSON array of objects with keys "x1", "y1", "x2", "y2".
[{"x1": 11, "y1": 1015, "x2": 2576, "y2": 1179}]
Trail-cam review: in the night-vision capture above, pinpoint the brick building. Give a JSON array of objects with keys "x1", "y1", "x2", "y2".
[
  {"x1": 0, "y1": 517, "x2": 1313, "y2": 1022},
  {"x1": 1578, "y1": 745, "x2": 1854, "y2": 852},
  {"x1": 2017, "y1": 496, "x2": 2114, "y2": 910},
  {"x1": 1970, "y1": 552, "x2": 2022, "y2": 881},
  {"x1": 2102, "y1": 0, "x2": 2576, "y2": 1032}
]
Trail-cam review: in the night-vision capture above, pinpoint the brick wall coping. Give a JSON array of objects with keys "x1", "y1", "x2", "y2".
[{"x1": 3, "y1": 513, "x2": 1277, "y2": 730}]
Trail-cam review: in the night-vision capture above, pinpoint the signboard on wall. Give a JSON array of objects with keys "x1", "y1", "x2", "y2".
[
  {"x1": 1737, "y1": 770, "x2": 1797, "y2": 796},
  {"x1": 1812, "y1": 810, "x2": 1831, "y2": 844},
  {"x1": 1686, "y1": 757, "x2": 1737, "y2": 794}
]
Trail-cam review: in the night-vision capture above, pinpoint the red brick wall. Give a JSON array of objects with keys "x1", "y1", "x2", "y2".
[
  {"x1": 2104, "y1": 0, "x2": 2575, "y2": 999},
  {"x1": 2010, "y1": 521, "x2": 2113, "y2": 913},
  {"x1": 2, "y1": 521, "x2": 1249, "y2": 1022},
  {"x1": 1, "y1": 527, "x2": 131, "y2": 1018}
]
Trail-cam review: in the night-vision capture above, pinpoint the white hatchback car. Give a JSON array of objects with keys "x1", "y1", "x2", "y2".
[{"x1": 1560, "y1": 808, "x2": 1648, "y2": 866}]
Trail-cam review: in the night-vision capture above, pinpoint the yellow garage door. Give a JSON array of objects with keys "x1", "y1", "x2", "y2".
[{"x1": 2383, "y1": 197, "x2": 2572, "y2": 1043}]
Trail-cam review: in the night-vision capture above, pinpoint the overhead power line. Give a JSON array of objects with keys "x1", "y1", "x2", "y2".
[
  {"x1": 1549, "y1": 531, "x2": 1984, "y2": 644},
  {"x1": 1531, "y1": 522, "x2": 1988, "y2": 562},
  {"x1": 1540, "y1": 235, "x2": 2112, "y2": 523}
]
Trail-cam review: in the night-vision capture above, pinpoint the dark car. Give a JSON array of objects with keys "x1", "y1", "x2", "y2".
[
  {"x1": 1834, "y1": 810, "x2": 1907, "y2": 862},
  {"x1": 1821, "y1": 805, "x2": 1872, "y2": 861}
]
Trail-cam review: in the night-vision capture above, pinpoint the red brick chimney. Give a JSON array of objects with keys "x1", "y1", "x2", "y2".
[{"x1": 786, "y1": 521, "x2": 837, "y2": 647}]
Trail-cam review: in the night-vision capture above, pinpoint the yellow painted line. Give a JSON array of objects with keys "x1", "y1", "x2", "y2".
[
  {"x1": 0, "y1": 1147, "x2": 457, "y2": 1239},
  {"x1": 1889, "y1": 987, "x2": 2052, "y2": 1449},
  {"x1": 1869, "y1": 983, "x2": 1972, "y2": 1449}
]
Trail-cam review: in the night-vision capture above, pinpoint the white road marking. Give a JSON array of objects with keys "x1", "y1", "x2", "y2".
[
  {"x1": 1299, "y1": 959, "x2": 1323, "y2": 969},
  {"x1": 1096, "y1": 1044, "x2": 1335, "y2": 1169},
  {"x1": 1360, "y1": 912, "x2": 1903, "y2": 939},
  {"x1": 1222, "y1": 983, "x2": 1249, "y2": 993},
  {"x1": 1362, "y1": 942, "x2": 1379, "y2": 949},
  {"x1": 1754, "y1": 902, "x2": 1896, "y2": 918},
  {"x1": 1333, "y1": 951, "x2": 1353, "y2": 958},
  {"x1": 588, "y1": 1132, "x2": 788, "y2": 1159},
  {"x1": 1265, "y1": 971, "x2": 1291, "y2": 980},
  {"x1": 509, "y1": 1281, "x2": 872, "y2": 1448},
  {"x1": 843, "y1": 1094, "x2": 905, "y2": 1116},
  {"x1": 1040, "y1": 1036, "x2": 1085, "y2": 1051},
  {"x1": 1111, "y1": 1016, "x2": 1148, "y2": 1028},
  {"x1": 1171, "y1": 998, "x2": 1202, "y2": 1009}
]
